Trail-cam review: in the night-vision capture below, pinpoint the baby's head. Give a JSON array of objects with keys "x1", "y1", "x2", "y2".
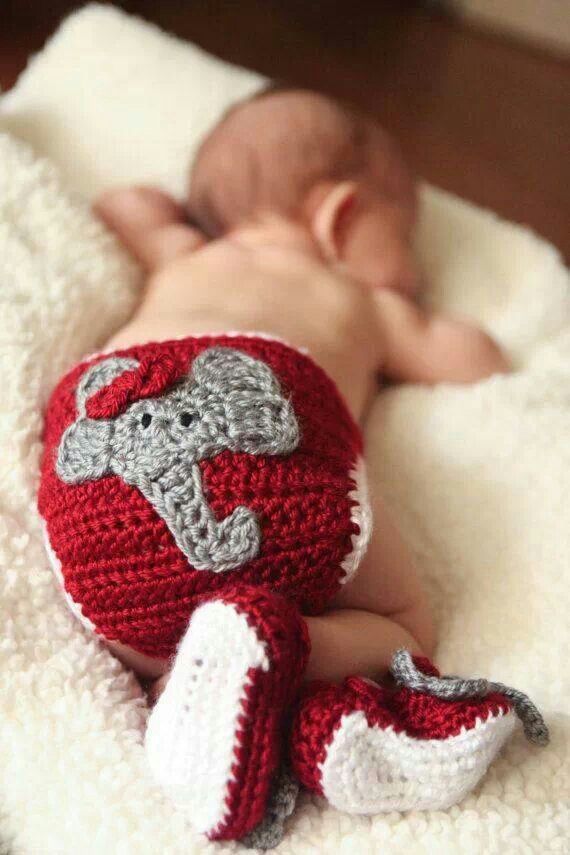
[{"x1": 189, "y1": 88, "x2": 419, "y2": 295}]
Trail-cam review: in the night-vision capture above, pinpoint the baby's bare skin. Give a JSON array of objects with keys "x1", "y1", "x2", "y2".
[
  {"x1": 97, "y1": 185, "x2": 508, "y2": 692},
  {"x1": 107, "y1": 221, "x2": 381, "y2": 419}
]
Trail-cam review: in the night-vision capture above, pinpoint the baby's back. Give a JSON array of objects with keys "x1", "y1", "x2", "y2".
[{"x1": 109, "y1": 236, "x2": 383, "y2": 421}]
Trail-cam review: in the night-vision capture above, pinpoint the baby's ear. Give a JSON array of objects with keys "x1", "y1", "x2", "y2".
[{"x1": 308, "y1": 181, "x2": 359, "y2": 263}]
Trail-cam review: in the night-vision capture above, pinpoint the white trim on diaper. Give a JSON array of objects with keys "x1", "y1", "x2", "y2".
[{"x1": 340, "y1": 456, "x2": 372, "y2": 584}]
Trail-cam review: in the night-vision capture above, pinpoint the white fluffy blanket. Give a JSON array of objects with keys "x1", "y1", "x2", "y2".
[{"x1": 0, "y1": 6, "x2": 568, "y2": 853}]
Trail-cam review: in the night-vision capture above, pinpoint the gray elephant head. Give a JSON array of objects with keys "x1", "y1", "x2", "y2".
[{"x1": 56, "y1": 347, "x2": 300, "y2": 572}]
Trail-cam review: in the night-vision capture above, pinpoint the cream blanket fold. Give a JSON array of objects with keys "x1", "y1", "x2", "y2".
[{"x1": 0, "y1": 5, "x2": 568, "y2": 854}]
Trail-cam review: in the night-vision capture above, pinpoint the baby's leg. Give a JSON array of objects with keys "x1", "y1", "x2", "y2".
[
  {"x1": 304, "y1": 610, "x2": 426, "y2": 684},
  {"x1": 148, "y1": 491, "x2": 435, "y2": 697},
  {"x1": 304, "y1": 487, "x2": 436, "y2": 683}
]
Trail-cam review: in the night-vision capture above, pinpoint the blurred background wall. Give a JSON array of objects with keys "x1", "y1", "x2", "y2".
[
  {"x1": 450, "y1": 0, "x2": 570, "y2": 56},
  {"x1": 1, "y1": 1, "x2": 569, "y2": 259}
]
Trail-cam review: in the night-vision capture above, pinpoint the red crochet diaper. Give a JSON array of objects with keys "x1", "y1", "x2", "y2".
[{"x1": 38, "y1": 335, "x2": 370, "y2": 658}]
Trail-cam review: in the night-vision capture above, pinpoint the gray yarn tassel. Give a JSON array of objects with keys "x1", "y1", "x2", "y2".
[
  {"x1": 241, "y1": 766, "x2": 299, "y2": 850},
  {"x1": 391, "y1": 649, "x2": 550, "y2": 747}
]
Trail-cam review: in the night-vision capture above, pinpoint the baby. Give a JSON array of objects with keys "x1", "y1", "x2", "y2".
[
  {"x1": 39, "y1": 89, "x2": 546, "y2": 844},
  {"x1": 97, "y1": 89, "x2": 508, "y2": 683}
]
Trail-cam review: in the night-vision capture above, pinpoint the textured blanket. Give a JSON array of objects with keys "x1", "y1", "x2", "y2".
[{"x1": 0, "y1": 5, "x2": 568, "y2": 853}]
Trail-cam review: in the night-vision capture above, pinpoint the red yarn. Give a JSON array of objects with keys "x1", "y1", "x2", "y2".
[
  {"x1": 289, "y1": 678, "x2": 400, "y2": 795},
  {"x1": 86, "y1": 353, "x2": 184, "y2": 419},
  {"x1": 289, "y1": 661, "x2": 512, "y2": 795},
  {"x1": 206, "y1": 585, "x2": 310, "y2": 841},
  {"x1": 38, "y1": 335, "x2": 363, "y2": 659},
  {"x1": 389, "y1": 686, "x2": 511, "y2": 741}
]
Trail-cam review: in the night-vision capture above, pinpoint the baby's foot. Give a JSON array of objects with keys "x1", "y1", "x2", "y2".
[
  {"x1": 145, "y1": 585, "x2": 309, "y2": 840},
  {"x1": 289, "y1": 651, "x2": 547, "y2": 814}
]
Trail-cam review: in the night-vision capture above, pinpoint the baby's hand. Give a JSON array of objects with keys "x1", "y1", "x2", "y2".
[
  {"x1": 375, "y1": 289, "x2": 510, "y2": 384},
  {"x1": 94, "y1": 186, "x2": 207, "y2": 271}
]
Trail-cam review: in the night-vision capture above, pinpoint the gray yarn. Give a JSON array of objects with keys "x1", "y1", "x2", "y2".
[
  {"x1": 57, "y1": 347, "x2": 299, "y2": 572},
  {"x1": 241, "y1": 766, "x2": 299, "y2": 850},
  {"x1": 391, "y1": 649, "x2": 550, "y2": 746}
]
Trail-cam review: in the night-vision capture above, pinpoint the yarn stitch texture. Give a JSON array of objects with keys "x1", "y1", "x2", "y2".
[
  {"x1": 241, "y1": 766, "x2": 299, "y2": 850},
  {"x1": 38, "y1": 334, "x2": 364, "y2": 658},
  {"x1": 56, "y1": 346, "x2": 300, "y2": 572},
  {"x1": 391, "y1": 649, "x2": 549, "y2": 746},
  {"x1": 288, "y1": 652, "x2": 544, "y2": 814},
  {"x1": 144, "y1": 585, "x2": 310, "y2": 842}
]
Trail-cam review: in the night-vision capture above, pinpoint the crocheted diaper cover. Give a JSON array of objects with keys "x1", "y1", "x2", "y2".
[{"x1": 38, "y1": 334, "x2": 371, "y2": 658}]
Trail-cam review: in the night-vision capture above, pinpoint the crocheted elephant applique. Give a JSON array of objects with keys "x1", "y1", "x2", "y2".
[{"x1": 56, "y1": 346, "x2": 300, "y2": 572}]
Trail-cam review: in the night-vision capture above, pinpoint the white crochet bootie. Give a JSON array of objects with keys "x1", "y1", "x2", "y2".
[
  {"x1": 290, "y1": 651, "x2": 548, "y2": 814},
  {"x1": 145, "y1": 584, "x2": 309, "y2": 841}
]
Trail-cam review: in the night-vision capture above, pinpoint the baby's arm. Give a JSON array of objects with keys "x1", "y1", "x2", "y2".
[
  {"x1": 375, "y1": 289, "x2": 510, "y2": 384},
  {"x1": 95, "y1": 186, "x2": 206, "y2": 270}
]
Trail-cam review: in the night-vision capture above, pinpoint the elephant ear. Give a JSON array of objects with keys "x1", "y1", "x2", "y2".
[
  {"x1": 191, "y1": 347, "x2": 300, "y2": 456},
  {"x1": 56, "y1": 356, "x2": 139, "y2": 484}
]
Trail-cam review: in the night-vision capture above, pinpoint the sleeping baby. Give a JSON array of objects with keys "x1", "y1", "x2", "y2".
[{"x1": 38, "y1": 88, "x2": 547, "y2": 845}]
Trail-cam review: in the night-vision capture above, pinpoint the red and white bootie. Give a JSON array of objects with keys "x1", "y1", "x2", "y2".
[
  {"x1": 145, "y1": 585, "x2": 310, "y2": 841},
  {"x1": 290, "y1": 650, "x2": 548, "y2": 814}
]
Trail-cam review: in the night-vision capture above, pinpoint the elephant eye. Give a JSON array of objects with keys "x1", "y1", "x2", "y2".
[
  {"x1": 140, "y1": 413, "x2": 152, "y2": 428},
  {"x1": 179, "y1": 411, "x2": 194, "y2": 427}
]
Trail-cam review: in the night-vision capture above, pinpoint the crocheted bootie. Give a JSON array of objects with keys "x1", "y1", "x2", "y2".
[
  {"x1": 289, "y1": 650, "x2": 548, "y2": 814},
  {"x1": 145, "y1": 584, "x2": 310, "y2": 841}
]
